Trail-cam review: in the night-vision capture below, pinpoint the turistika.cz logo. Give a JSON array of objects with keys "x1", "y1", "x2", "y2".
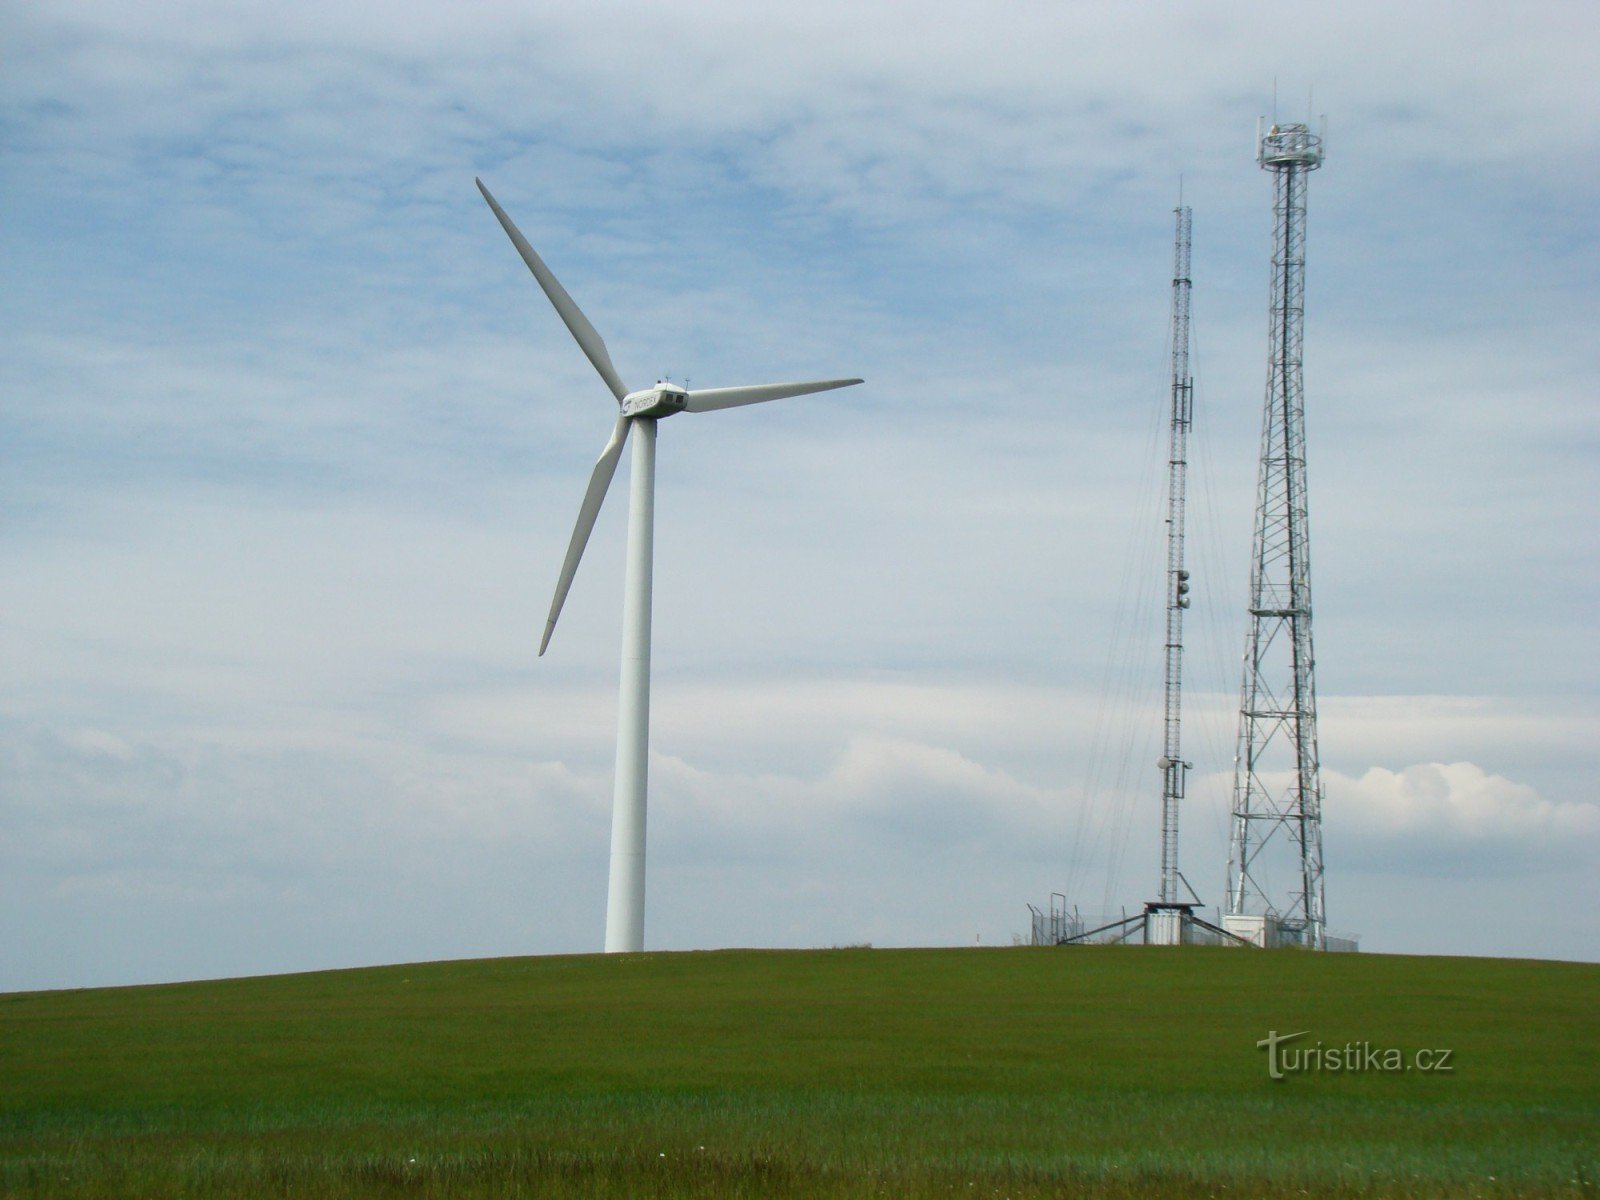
[{"x1": 1257, "y1": 1030, "x2": 1455, "y2": 1081}]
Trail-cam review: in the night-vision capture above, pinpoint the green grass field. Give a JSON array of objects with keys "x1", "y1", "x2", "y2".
[{"x1": 1, "y1": 946, "x2": 1595, "y2": 1197}]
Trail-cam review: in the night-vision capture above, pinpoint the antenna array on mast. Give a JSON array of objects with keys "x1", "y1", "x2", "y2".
[
  {"x1": 1224, "y1": 122, "x2": 1329, "y2": 950},
  {"x1": 1028, "y1": 199, "x2": 1236, "y2": 949},
  {"x1": 1157, "y1": 204, "x2": 1195, "y2": 909}
]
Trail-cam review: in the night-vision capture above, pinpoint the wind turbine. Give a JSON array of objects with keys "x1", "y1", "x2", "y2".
[{"x1": 476, "y1": 179, "x2": 863, "y2": 954}]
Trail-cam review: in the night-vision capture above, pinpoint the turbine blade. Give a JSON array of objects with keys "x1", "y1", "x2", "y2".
[
  {"x1": 541, "y1": 415, "x2": 632, "y2": 655},
  {"x1": 476, "y1": 178, "x2": 629, "y2": 403},
  {"x1": 683, "y1": 377, "x2": 863, "y2": 413}
]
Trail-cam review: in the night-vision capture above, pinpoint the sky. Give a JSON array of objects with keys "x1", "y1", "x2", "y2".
[{"x1": 3, "y1": 0, "x2": 1597, "y2": 991}]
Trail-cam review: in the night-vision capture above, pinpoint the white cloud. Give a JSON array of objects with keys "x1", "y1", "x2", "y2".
[{"x1": 1327, "y1": 761, "x2": 1600, "y2": 873}]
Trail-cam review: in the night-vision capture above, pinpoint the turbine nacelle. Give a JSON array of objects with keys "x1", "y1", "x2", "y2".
[{"x1": 621, "y1": 383, "x2": 689, "y2": 419}]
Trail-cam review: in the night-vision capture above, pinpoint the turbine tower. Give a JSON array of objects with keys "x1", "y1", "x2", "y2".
[
  {"x1": 476, "y1": 179, "x2": 862, "y2": 953},
  {"x1": 1225, "y1": 122, "x2": 1327, "y2": 950}
]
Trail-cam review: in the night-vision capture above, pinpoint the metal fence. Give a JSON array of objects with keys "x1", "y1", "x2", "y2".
[
  {"x1": 1027, "y1": 898, "x2": 1359, "y2": 951},
  {"x1": 1028, "y1": 900, "x2": 1238, "y2": 947}
]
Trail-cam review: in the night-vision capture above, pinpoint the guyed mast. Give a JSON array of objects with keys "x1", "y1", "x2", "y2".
[{"x1": 1157, "y1": 203, "x2": 1199, "y2": 907}]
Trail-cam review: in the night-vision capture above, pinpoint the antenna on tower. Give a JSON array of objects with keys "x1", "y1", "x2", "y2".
[
  {"x1": 1143, "y1": 198, "x2": 1203, "y2": 945},
  {"x1": 1225, "y1": 118, "x2": 1342, "y2": 952},
  {"x1": 1027, "y1": 193, "x2": 1237, "y2": 949}
]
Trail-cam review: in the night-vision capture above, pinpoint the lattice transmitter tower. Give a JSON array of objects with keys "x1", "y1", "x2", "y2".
[
  {"x1": 1226, "y1": 121, "x2": 1328, "y2": 950},
  {"x1": 1157, "y1": 204, "x2": 1195, "y2": 908}
]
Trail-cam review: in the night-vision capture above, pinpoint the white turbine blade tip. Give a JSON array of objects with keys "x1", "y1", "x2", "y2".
[
  {"x1": 683, "y1": 377, "x2": 863, "y2": 413},
  {"x1": 475, "y1": 179, "x2": 630, "y2": 403}
]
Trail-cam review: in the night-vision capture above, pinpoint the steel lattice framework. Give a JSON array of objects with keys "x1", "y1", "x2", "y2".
[
  {"x1": 1227, "y1": 122, "x2": 1327, "y2": 949},
  {"x1": 1158, "y1": 205, "x2": 1194, "y2": 906}
]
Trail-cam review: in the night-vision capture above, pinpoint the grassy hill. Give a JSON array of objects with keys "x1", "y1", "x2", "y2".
[{"x1": 1, "y1": 946, "x2": 1596, "y2": 1197}]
